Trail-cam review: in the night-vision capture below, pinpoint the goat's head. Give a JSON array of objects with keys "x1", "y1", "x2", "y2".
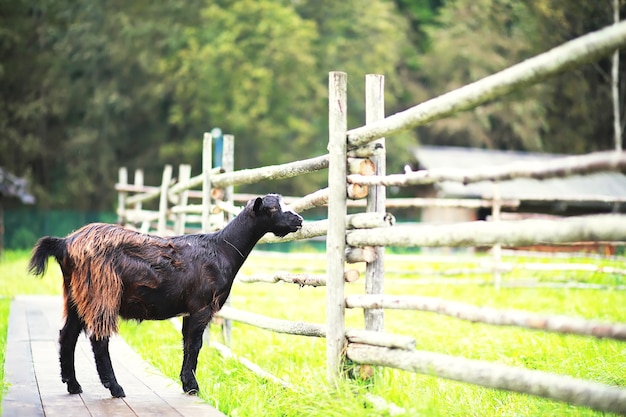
[{"x1": 250, "y1": 194, "x2": 303, "y2": 237}]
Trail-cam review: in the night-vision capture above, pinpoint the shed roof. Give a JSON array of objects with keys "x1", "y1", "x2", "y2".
[{"x1": 412, "y1": 146, "x2": 626, "y2": 203}]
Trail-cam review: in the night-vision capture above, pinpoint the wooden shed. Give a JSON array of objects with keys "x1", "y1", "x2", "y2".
[{"x1": 411, "y1": 146, "x2": 626, "y2": 224}]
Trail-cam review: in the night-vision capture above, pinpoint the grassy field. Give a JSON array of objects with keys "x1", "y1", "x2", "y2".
[{"x1": 1, "y1": 248, "x2": 626, "y2": 416}]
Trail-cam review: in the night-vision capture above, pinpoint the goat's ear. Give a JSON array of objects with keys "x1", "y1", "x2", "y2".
[{"x1": 253, "y1": 197, "x2": 263, "y2": 213}]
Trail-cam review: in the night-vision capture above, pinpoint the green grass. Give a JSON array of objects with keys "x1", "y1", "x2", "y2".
[
  {"x1": 0, "y1": 298, "x2": 9, "y2": 399},
  {"x1": 2, "y1": 249, "x2": 626, "y2": 416}
]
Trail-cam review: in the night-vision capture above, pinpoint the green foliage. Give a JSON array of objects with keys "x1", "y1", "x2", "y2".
[
  {"x1": 525, "y1": 0, "x2": 623, "y2": 154},
  {"x1": 0, "y1": 0, "x2": 420, "y2": 206},
  {"x1": 415, "y1": 0, "x2": 626, "y2": 154},
  {"x1": 415, "y1": 0, "x2": 549, "y2": 151},
  {"x1": 294, "y1": 0, "x2": 418, "y2": 179},
  {"x1": 0, "y1": 298, "x2": 9, "y2": 402},
  {"x1": 1, "y1": 0, "x2": 625, "y2": 211},
  {"x1": 165, "y1": 0, "x2": 321, "y2": 188},
  {"x1": 0, "y1": 0, "x2": 205, "y2": 209}
]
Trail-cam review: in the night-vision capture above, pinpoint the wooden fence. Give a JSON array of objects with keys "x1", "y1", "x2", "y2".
[{"x1": 115, "y1": 21, "x2": 626, "y2": 414}]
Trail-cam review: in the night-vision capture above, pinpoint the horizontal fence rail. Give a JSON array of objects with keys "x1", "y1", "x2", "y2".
[
  {"x1": 345, "y1": 294, "x2": 626, "y2": 340},
  {"x1": 164, "y1": 156, "x2": 328, "y2": 194},
  {"x1": 216, "y1": 307, "x2": 415, "y2": 351},
  {"x1": 217, "y1": 306, "x2": 326, "y2": 338},
  {"x1": 236, "y1": 269, "x2": 360, "y2": 287},
  {"x1": 348, "y1": 150, "x2": 626, "y2": 186},
  {"x1": 260, "y1": 212, "x2": 394, "y2": 244},
  {"x1": 210, "y1": 155, "x2": 329, "y2": 189},
  {"x1": 346, "y1": 345, "x2": 626, "y2": 415},
  {"x1": 347, "y1": 214, "x2": 626, "y2": 247}
]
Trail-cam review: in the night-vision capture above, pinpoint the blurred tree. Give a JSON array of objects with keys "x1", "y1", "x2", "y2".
[
  {"x1": 3, "y1": 0, "x2": 623, "y2": 213},
  {"x1": 164, "y1": 0, "x2": 321, "y2": 187},
  {"x1": 392, "y1": 0, "x2": 444, "y2": 64},
  {"x1": 294, "y1": 0, "x2": 418, "y2": 178},
  {"x1": 413, "y1": 0, "x2": 626, "y2": 154},
  {"x1": 166, "y1": 0, "x2": 418, "y2": 195},
  {"x1": 0, "y1": 0, "x2": 67, "y2": 207},
  {"x1": 0, "y1": 1, "x2": 204, "y2": 210},
  {"x1": 526, "y1": 0, "x2": 626, "y2": 153},
  {"x1": 52, "y1": 0, "x2": 206, "y2": 209},
  {"x1": 414, "y1": 0, "x2": 548, "y2": 151},
  {"x1": 295, "y1": 0, "x2": 411, "y2": 121}
]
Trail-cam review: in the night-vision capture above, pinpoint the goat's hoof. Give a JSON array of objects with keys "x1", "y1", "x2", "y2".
[
  {"x1": 65, "y1": 381, "x2": 83, "y2": 394},
  {"x1": 109, "y1": 384, "x2": 126, "y2": 398},
  {"x1": 182, "y1": 380, "x2": 199, "y2": 395}
]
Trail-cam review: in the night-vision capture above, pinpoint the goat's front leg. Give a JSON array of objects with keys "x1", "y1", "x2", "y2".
[
  {"x1": 90, "y1": 336, "x2": 125, "y2": 398},
  {"x1": 59, "y1": 305, "x2": 84, "y2": 394},
  {"x1": 180, "y1": 310, "x2": 211, "y2": 394}
]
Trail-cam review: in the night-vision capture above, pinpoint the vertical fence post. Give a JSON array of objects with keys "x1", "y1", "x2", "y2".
[
  {"x1": 135, "y1": 168, "x2": 150, "y2": 233},
  {"x1": 157, "y1": 165, "x2": 173, "y2": 235},
  {"x1": 223, "y1": 134, "x2": 236, "y2": 223},
  {"x1": 492, "y1": 182, "x2": 502, "y2": 289},
  {"x1": 326, "y1": 71, "x2": 348, "y2": 383},
  {"x1": 134, "y1": 169, "x2": 149, "y2": 232},
  {"x1": 202, "y1": 133, "x2": 213, "y2": 233},
  {"x1": 364, "y1": 74, "x2": 386, "y2": 332},
  {"x1": 133, "y1": 169, "x2": 144, "y2": 212},
  {"x1": 202, "y1": 132, "x2": 214, "y2": 346},
  {"x1": 221, "y1": 134, "x2": 235, "y2": 345},
  {"x1": 175, "y1": 164, "x2": 192, "y2": 235},
  {"x1": 117, "y1": 167, "x2": 128, "y2": 224},
  {"x1": 613, "y1": 0, "x2": 622, "y2": 152}
]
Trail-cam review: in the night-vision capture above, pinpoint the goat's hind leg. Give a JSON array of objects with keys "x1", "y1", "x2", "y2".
[
  {"x1": 59, "y1": 306, "x2": 83, "y2": 394},
  {"x1": 90, "y1": 336, "x2": 125, "y2": 398}
]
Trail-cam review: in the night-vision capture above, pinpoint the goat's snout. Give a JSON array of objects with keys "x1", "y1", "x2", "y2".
[
  {"x1": 272, "y1": 210, "x2": 303, "y2": 237},
  {"x1": 286, "y1": 211, "x2": 303, "y2": 231},
  {"x1": 293, "y1": 212, "x2": 304, "y2": 228}
]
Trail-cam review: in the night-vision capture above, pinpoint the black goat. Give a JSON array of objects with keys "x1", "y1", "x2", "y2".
[{"x1": 29, "y1": 194, "x2": 302, "y2": 397}]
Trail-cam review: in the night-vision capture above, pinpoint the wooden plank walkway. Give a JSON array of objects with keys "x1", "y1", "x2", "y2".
[{"x1": 2, "y1": 296, "x2": 226, "y2": 417}]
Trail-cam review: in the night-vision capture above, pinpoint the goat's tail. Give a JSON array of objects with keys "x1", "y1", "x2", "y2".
[{"x1": 29, "y1": 236, "x2": 67, "y2": 276}]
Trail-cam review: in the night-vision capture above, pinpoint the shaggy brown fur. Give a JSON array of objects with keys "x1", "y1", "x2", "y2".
[{"x1": 63, "y1": 224, "x2": 183, "y2": 339}]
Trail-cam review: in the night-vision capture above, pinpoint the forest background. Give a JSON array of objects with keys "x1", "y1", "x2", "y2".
[{"x1": 2, "y1": 0, "x2": 625, "y2": 213}]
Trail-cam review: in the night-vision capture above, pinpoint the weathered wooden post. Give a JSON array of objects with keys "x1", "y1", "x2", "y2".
[
  {"x1": 133, "y1": 169, "x2": 144, "y2": 212},
  {"x1": 326, "y1": 71, "x2": 348, "y2": 383},
  {"x1": 491, "y1": 182, "x2": 502, "y2": 289},
  {"x1": 202, "y1": 132, "x2": 213, "y2": 233},
  {"x1": 221, "y1": 134, "x2": 235, "y2": 345},
  {"x1": 174, "y1": 164, "x2": 192, "y2": 235},
  {"x1": 133, "y1": 169, "x2": 151, "y2": 232},
  {"x1": 117, "y1": 167, "x2": 128, "y2": 224},
  {"x1": 157, "y1": 164, "x2": 172, "y2": 235},
  {"x1": 222, "y1": 134, "x2": 235, "y2": 223},
  {"x1": 613, "y1": 0, "x2": 622, "y2": 152},
  {"x1": 201, "y1": 132, "x2": 215, "y2": 345},
  {"x1": 364, "y1": 74, "x2": 386, "y2": 332}
]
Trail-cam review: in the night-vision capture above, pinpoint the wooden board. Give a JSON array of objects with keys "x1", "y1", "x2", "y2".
[{"x1": 2, "y1": 296, "x2": 225, "y2": 417}]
